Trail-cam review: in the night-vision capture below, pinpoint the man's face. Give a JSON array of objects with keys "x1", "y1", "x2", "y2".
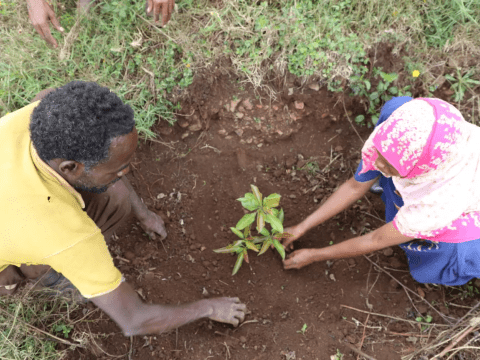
[
  {"x1": 73, "y1": 129, "x2": 138, "y2": 194},
  {"x1": 374, "y1": 149, "x2": 401, "y2": 178}
]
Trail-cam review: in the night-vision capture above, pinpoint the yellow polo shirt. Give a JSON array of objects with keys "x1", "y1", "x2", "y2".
[{"x1": 0, "y1": 102, "x2": 122, "y2": 298}]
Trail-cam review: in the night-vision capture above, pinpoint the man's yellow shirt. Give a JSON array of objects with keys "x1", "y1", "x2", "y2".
[{"x1": 0, "y1": 102, "x2": 122, "y2": 298}]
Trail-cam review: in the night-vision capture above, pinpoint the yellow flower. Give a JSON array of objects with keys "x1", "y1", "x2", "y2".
[
  {"x1": 412, "y1": 70, "x2": 420, "y2": 78},
  {"x1": 186, "y1": 63, "x2": 191, "y2": 68},
  {"x1": 392, "y1": 11, "x2": 398, "y2": 16}
]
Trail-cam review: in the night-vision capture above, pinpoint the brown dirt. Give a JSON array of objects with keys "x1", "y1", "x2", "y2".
[{"x1": 66, "y1": 45, "x2": 476, "y2": 360}]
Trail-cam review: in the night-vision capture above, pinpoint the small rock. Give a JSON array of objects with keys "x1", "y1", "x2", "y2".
[
  {"x1": 203, "y1": 261, "x2": 211, "y2": 267},
  {"x1": 272, "y1": 105, "x2": 279, "y2": 111},
  {"x1": 243, "y1": 99, "x2": 253, "y2": 110},
  {"x1": 158, "y1": 127, "x2": 173, "y2": 136},
  {"x1": 236, "y1": 112, "x2": 244, "y2": 119},
  {"x1": 124, "y1": 251, "x2": 135, "y2": 261},
  {"x1": 308, "y1": 83, "x2": 320, "y2": 91},
  {"x1": 218, "y1": 129, "x2": 227, "y2": 135},
  {"x1": 178, "y1": 119, "x2": 189, "y2": 128},
  {"x1": 144, "y1": 272, "x2": 155, "y2": 281},
  {"x1": 256, "y1": 104, "x2": 263, "y2": 109},
  {"x1": 346, "y1": 335, "x2": 356, "y2": 344},
  {"x1": 417, "y1": 287, "x2": 426, "y2": 299},
  {"x1": 348, "y1": 258, "x2": 356, "y2": 267},
  {"x1": 334, "y1": 145, "x2": 343, "y2": 152},
  {"x1": 289, "y1": 194, "x2": 297, "y2": 199},
  {"x1": 273, "y1": 169, "x2": 283, "y2": 178},
  {"x1": 257, "y1": 143, "x2": 263, "y2": 148},
  {"x1": 188, "y1": 122, "x2": 202, "y2": 132},
  {"x1": 212, "y1": 260, "x2": 218, "y2": 266},
  {"x1": 329, "y1": 273, "x2": 336, "y2": 281},
  {"x1": 230, "y1": 99, "x2": 242, "y2": 112},
  {"x1": 290, "y1": 113, "x2": 300, "y2": 121},
  {"x1": 417, "y1": 304, "x2": 428, "y2": 314},
  {"x1": 288, "y1": 88, "x2": 294, "y2": 96},
  {"x1": 383, "y1": 248, "x2": 394, "y2": 257},
  {"x1": 181, "y1": 132, "x2": 190, "y2": 139},
  {"x1": 235, "y1": 129, "x2": 244, "y2": 137},
  {"x1": 190, "y1": 234, "x2": 196, "y2": 240},
  {"x1": 296, "y1": 159, "x2": 307, "y2": 169},
  {"x1": 202, "y1": 287, "x2": 209, "y2": 296},
  {"x1": 239, "y1": 336, "x2": 247, "y2": 343},
  {"x1": 285, "y1": 157, "x2": 296, "y2": 168},
  {"x1": 246, "y1": 138, "x2": 253, "y2": 144},
  {"x1": 294, "y1": 101, "x2": 305, "y2": 110}
]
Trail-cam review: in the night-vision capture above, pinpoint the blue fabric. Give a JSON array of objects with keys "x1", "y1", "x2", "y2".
[{"x1": 354, "y1": 96, "x2": 480, "y2": 286}]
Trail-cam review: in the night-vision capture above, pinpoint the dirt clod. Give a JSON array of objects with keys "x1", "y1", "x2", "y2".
[
  {"x1": 124, "y1": 251, "x2": 135, "y2": 261},
  {"x1": 383, "y1": 248, "x2": 394, "y2": 257},
  {"x1": 294, "y1": 101, "x2": 305, "y2": 110}
]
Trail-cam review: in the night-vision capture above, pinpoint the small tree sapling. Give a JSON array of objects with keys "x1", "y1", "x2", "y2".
[{"x1": 214, "y1": 185, "x2": 291, "y2": 275}]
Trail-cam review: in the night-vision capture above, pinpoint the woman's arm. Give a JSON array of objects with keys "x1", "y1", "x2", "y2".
[
  {"x1": 283, "y1": 176, "x2": 378, "y2": 248},
  {"x1": 283, "y1": 222, "x2": 413, "y2": 269}
]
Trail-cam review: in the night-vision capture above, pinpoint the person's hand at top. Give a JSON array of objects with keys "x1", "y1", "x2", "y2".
[
  {"x1": 146, "y1": 0, "x2": 175, "y2": 27},
  {"x1": 26, "y1": 0, "x2": 64, "y2": 48}
]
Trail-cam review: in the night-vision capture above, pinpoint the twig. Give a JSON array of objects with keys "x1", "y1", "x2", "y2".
[
  {"x1": 435, "y1": 326, "x2": 479, "y2": 358},
  {"x1": 340, "y1": 305, "x2": 449, "y2": 327},
  {"x1": 387, "y1": 331, "x2": 430, "y2": 338},
  {"x1": 238, "y1": 319, "x2": 259, "y2": 328},
  {"x1": 128, "y1": 336, "x2": 134, "y2": 360},
  {"x1": 148, "y1": 138, "x2": 177, "y2": 150},
  {"x1": 138, "y1": 15, "x2": 177, "y2": 43},
  {"x1": 362, "y1": 255, "x2": 455, "y2": 324},
  {"x1": 344, "y1": 342, "x2": 377, "y2": 360},
  {"x1": 357, "y1": 314, "x2": 370, "y2": 360},
  {"x1": 0, "y1": 307, "x2": 84, "y2": 348},
  {"x1": 342, "y1": 98, "x2": 365, "y2": 144}
]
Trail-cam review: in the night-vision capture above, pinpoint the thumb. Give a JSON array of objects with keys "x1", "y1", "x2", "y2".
[
  {"x1": 149, "y1": 232, "x2": 156, "y2": 240},
  {"x1": 48, "y1": 8, "x2": 64, "y2": 32}
]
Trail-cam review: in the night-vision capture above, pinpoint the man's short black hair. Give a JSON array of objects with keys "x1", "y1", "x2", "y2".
[{"x1": 30, "y1": 81, "x2": 135, "y2": 169}]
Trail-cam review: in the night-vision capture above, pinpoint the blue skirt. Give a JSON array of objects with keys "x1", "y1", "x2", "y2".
[{"x1": 355, "y1": 97, "x2": 480, "y2": 286}]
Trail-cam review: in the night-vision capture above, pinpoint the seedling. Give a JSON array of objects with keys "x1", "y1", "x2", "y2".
[
  {"x1": 297, "y1": 323, "x2": 307, "y2": 335},
  {"x1": 331, "y1": 349, "x2": 344, "y2": 360},
  {"x1": 445, "y1": 68, "x2": 480, "y2": 102},
  {"x1": 415, "y1": 314, "x2": 433, "y2": 331},
  {"x1": 213, "y1": 185, "x2": 292, "y2": 275}
]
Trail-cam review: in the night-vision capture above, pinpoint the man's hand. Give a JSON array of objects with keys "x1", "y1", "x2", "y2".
[
  {"x1": 282, "y1": 224, "x2": 306, "y2": 250},
  {"x1": 26, "y1": 0, "x2": 64, "y2": 48},
  {"x1": 146, "y1": 0, "x2": 174, "y2": 27},
  {"x1": 283, "y1": 249, "x2": 317, "y2": 270},
  {"x1": 207, "y1": 297, "x2": 247, "y2": 327},
  {"x1": 139, "y1": 210, "x2": 167, "y2": 240}
]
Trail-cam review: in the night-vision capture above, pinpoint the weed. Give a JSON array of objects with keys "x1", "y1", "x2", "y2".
[
  {"x1": 331, "y1": 349, "x2": 344, "y2": 360},
  {"x1": 213, "y1": 185, "x2": 292, "y2": 275},
  {"x1": 445, "y1": 68, "x2": 480, "y2": 103},
  {"x1": 300, "y1": 160, "x2": 320, "y2": 175},
  {"x1": 415, "y1": 314, "x2": 433, "y2": 331},
  {"x1": 296, "y1": 323, "x2": 307, "y2": 335},
  {"x1": 254, "y1": 117, "x2": 262, "y2": 124}
]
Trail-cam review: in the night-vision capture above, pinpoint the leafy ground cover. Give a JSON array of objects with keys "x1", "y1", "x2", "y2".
[{"x1": 1, "y1": 0, "x2": 480, "y2": 359}]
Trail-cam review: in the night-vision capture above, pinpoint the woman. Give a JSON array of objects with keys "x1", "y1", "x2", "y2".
[{"x1": 283, "y1": 97, "x2": 480, "y2": 286}]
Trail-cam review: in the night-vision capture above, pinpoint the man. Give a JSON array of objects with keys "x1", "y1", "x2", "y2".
[
  {"x1": 0, "y1": 81, "x2": 246, "y2": 336},
  {"x1": 26, "y1": 0, "x2": 175, "y2": 48}
]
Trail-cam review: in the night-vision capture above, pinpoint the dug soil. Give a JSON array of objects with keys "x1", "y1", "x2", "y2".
[{"x1": 68, "y1": 49, "x2": 473, "y2": 360}]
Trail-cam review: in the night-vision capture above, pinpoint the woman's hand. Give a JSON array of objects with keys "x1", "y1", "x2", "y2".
[
  {"x1": 282, "y1": 224, "x2": 306, "y2": 250},
  {"x1": 283, "y1": 249, "x2": 317, "y2": 270}
]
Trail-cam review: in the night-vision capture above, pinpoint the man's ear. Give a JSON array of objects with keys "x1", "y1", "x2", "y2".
[{"x1": 58, "y1": 160, "x2": 85, "y2": 181}]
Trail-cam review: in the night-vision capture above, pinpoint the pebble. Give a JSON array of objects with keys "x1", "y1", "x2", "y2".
[
  {"x1": 218, "y1": 129, "x2": 227, "y2": 135},
  {"x1": 235, "y1": 129, "x2": 244, "y2": 137},
  {"x1": 178, "y1": 119, "x2": 189, "y2": 128},
  {"x1": 188, "y1": 123, "x2": 202, "y2": 132},
  {"x1": 239, "y1": 336, "x2": 247, "y2": 343},
  {"x1": 308, "y1": 83, "x2": 320, "y2": 91},
  {"x1": 285, "y1": 157, "x2": 296, "y2": 168},
  {"x1": 243, "y1": 99, "x2": 253, "y2": 110},
  {"x1": 334, "y1": 145, "x2": 343, "y2": 152},
  {"x1": 124, "y1": 251, "x2": 135, "y2": 261},
  {"x1": 294, "y1": 101, "x2": 305, "y2": 110},
  {"x1": 181, "y1": 132, "x2": 190, "y2": 139},
  {"x1": 230, "y1": 99, "x2": 242, "y2": 112},
  {"x1": 236, "y1": 112, "x2": 244, "y2": 119},
  {"x1": 383, "y1": 248, "x2": 394, "y2": 257}
]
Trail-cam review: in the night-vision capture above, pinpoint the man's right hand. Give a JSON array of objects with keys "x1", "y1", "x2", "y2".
[
  {"x1": 282, "y1": 224, "x2": 306, "y2": 250},
  {"x1": 207, "y1": 297, "x2": 247, "y2": 327},
  {"x1": 26, "y1": 0, "x2": 64, "y2": 48}
]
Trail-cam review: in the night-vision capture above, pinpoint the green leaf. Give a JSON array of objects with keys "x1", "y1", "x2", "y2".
[
  {"x1": 213, "y1": 243, "x2": 243, "y2": 253},
  {"x1": 232, "y1": 252, "x2": 244, "y2": 275},
  {"x1": 415, "y1": 316, "x2": 423, "y2": 322},
  {"x1": 369, "y1": 91, "x2": 379, "y2": 101},
  {"x1": 245, "y1": 240, "x2": 259, "y2": 252},
  {"x1": 266, "y1": 213, "x2": 283, "y2": 233},
  {"x1": 243, "y1": 226, "x2": 251, "y2": 238},
  {"x1": 263, "y1": 193, "x2": 281, "y2": 208},
  {"x1": 250, "y1": 184, "x2": 262, "y2": 204},
  {"x1": 230, "y1": 227, "x2": 244, "y2": 239},
  {"x1": 257, "y1": 211, "x2": 266, "y2": 233},
  {"x1": 258, "y1": 239, "x2": 271, "y2": 255},
  {"x1": 260, "y1": 227, "x2": 270, "y2": 236},
  {"x1": 381, "y1": 72, "x2": 398, "y2": 83},
  {"x1": 365, "y1": 80, "x2": 371, "y2": 91},
  {"x1": 237, "y1": 193, "x2": 259, "y2": 211},
  {"x1": 388, "y1": 86, "x2": 398, "y2": 95},
  {"x1": 355, "y1": 115, "x2": 365, "y2": 123},
  {"x1": 371, "y1": 115, "x2": 379, "y2": 125},
  {"x1": 278, "y1": 208, "x2": 285, "y2": 223},
  {"x1": 273, "y1": 232, "x2": 293, "y2": 239},
  {"x1": 425, "y1": 315, "x2": 433, "y2": 323},
  {"x1": 273, "y1": 239, "x2": 285, "y2": 260},
  {"x1": 236, "y1": 213, "x2": 256, "y2": 230}
]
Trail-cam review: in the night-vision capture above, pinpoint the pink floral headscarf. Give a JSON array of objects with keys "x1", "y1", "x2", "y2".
[{"x1": 360, "y1": 98, "x2": 480, "y2": 243}]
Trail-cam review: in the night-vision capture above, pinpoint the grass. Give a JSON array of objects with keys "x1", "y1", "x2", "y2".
[{"x1": 1, "y1": 0, "x2": 480, "y2": 357}]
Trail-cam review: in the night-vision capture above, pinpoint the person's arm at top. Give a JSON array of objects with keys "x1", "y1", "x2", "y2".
[
  {"x1": 91, "y1": 282, "x2": 246, "y2": 336},
  {"x1": 283, "y1": 222, "x2": 414, "y2": 269},
  {"x1": 283, "y1": 176, "x2": 378, "y2": 249},
  {"x1": 26, "y1": 0, "x2": 64, "y2": 48}
]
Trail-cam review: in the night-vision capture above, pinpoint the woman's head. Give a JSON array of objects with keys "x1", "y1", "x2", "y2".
[{"x1": 359, "y1": 98, "x2": 468, "y2": 179}]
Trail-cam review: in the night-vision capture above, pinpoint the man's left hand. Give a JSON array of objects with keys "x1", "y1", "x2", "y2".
[{"x1": 139, "y1": 210, "x2": 167, "y2": 240}]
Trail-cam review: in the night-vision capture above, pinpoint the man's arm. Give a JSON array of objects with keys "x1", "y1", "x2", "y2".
[
  {"x1": 283, "y1": 222, "x2": 414, "y2": 269},
  {"x1": 120, "y1": 176, "x2": 167, "y2": 239},
  {"x1": 91, "y1": 282, "x2": 246, "y2": 336}
]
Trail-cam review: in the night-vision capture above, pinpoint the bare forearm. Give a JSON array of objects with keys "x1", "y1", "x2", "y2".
[
  {"x1": 121, "y1": 176, "x2": 149, "y2": 221},
  {"x1": 299, "y1": 177, "x2": 375, "y2": 234},
  {"x1": 309, "y1": 223, "x2": 413, "y2": 262}
]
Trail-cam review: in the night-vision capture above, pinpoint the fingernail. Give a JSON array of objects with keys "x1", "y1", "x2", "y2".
[{"x1": 59, "y1": 27, "x2": 64, "y2": 32}]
